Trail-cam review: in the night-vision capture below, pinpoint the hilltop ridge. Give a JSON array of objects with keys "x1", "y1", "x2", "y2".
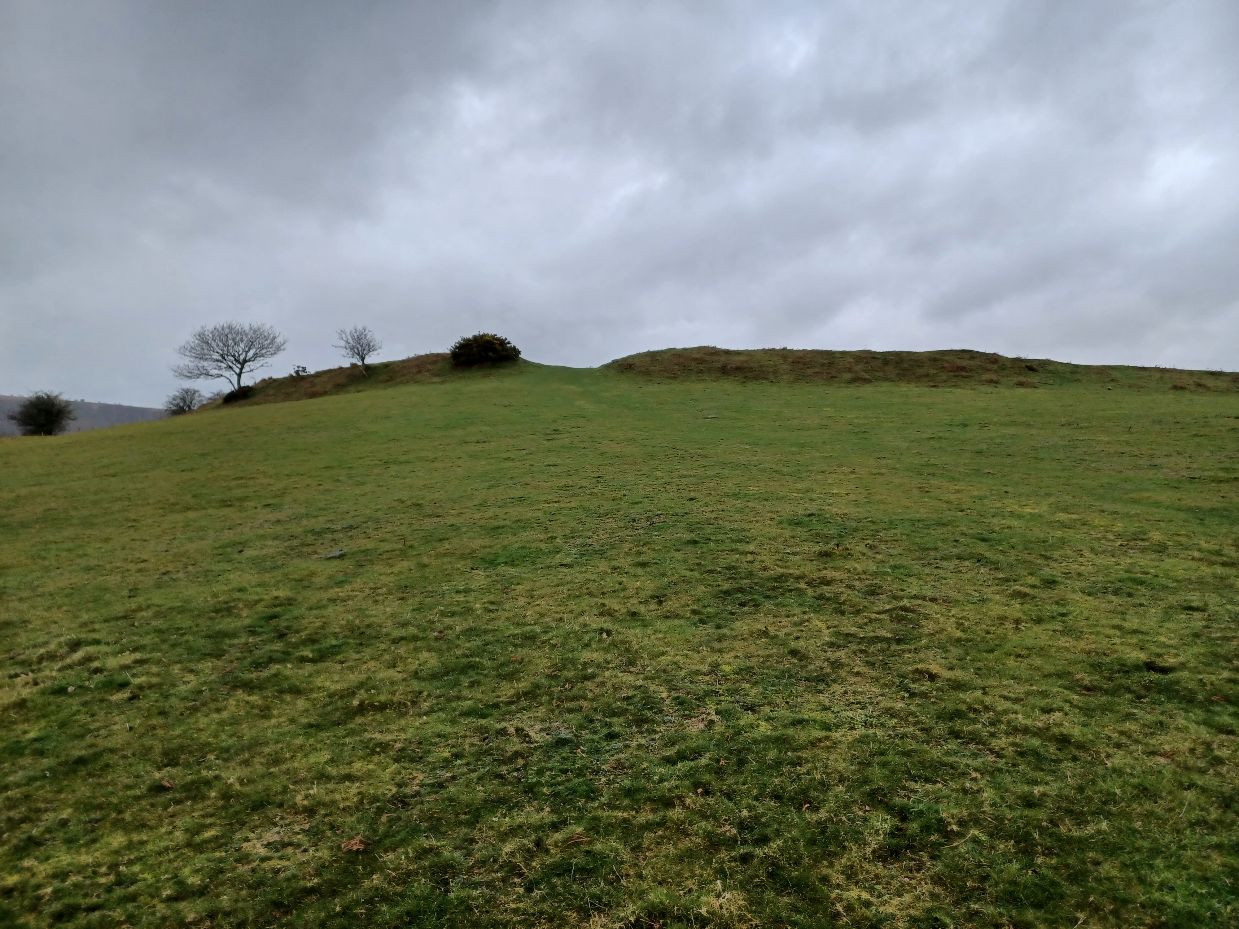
[
  {"x1": 213, "y1": 346, "x2": 1238, "y2": 412},
  {"x1": 607, "y1": 347, "x2": 1239, "y2": 390},
  {"x1": 0, "y1": 394, "x2": 164, "y2": 435}
]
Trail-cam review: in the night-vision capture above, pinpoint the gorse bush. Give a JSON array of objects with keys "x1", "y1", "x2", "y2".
[
  {"x1": 221, "y1": 385, "x2": 256, "y2": 404},
  {"x1": 449, "y1": 333, "x2": 521, "y2": 368},
  {"x1": 8, "y1": 391, "x2": 75, "y2": 436}
]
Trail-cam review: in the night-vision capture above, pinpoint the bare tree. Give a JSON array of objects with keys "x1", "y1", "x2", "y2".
[
  {"x1": 334, "y1": 325, "x2": 382, "y2": 374},
  {"x1": 174, "y1": 322, "x2": 287, "y2": 391},
  {"x1": 164, "y1": 386, "x2": 204, "y2": 416}
]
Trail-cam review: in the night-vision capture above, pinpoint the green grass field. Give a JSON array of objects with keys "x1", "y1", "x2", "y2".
[{"x1": 2, "y1": 357, "x2": 1236, "y2": 928}]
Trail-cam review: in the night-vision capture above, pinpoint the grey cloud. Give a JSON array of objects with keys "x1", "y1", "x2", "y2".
[{"x1": 2, "y1": 0, "x2": 1236, "y2": 405}]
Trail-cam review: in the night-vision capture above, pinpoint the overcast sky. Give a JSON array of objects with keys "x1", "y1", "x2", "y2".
[{"x1": 2, "y1": 0, "x2": 1237, "y2": 405}]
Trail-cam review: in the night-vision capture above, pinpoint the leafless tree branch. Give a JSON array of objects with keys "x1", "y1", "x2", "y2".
[
  {"x1": 174, "y1": 321, "x2": 287, "y2": 391},
  {"x1": 334, "y1": 325, "x2": 382, "y2": 374}
]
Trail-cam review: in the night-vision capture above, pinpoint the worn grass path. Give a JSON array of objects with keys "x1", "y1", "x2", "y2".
[{"x1": 2, "y1": 365, "x2": 1236, "y2": 927}]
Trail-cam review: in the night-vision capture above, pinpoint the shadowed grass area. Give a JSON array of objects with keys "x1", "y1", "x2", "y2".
[{"x1": 1, "y1": 362, "x2": 1236, "y2": 928}]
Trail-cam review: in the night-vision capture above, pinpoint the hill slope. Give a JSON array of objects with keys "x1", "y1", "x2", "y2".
[
  {"x1": 235, "y1": 353, "x2": 457, "y2": 406},
  {"x1": 200, "y1": 348, "x2": 1237, "y2": 414},
  {"x1": 1, "y1": 367, "x2": 1236, "y2": 928}
]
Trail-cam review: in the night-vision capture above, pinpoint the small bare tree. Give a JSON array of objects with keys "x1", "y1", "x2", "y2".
[
  {"x1": 164, "y1": 386, "x2": 204, "y2": 416},
  {"x1": 334, "y1": 325, "x2": 382, "y2": 374},
  {"x1": 174, "y1": 322, "x2": 287, "y2": 392}
]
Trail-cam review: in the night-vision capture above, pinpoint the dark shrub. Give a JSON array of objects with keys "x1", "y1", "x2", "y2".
[
  {"x1": 221, "y1": 386, "x2": 256, "y2": 404},
  {"x1": 449, "y1": 333, "x2": 521, "y2": 368},
  {"x1": 8, "y1": 391, "x2": 75, "y2": 436}
]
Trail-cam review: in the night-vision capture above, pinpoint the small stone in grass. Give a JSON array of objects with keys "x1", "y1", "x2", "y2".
[{"x1": 323, "y1": 549, "x2": 346, "y2": 559}]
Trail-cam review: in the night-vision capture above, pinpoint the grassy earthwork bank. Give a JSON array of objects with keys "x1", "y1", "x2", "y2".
[{"x1": 1, "y1": 354, "x2": 1236, "y2": 927}]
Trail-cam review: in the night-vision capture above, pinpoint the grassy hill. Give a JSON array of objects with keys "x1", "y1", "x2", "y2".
[
  {"x1": 1, "y1": 359, "x2": 1236, "y2": 928},
  {"x1": 609, "y1": 347, "x2": 1239, "y2": 391},
  {"x1": 221, "y1": 348, "x2": 1239, "y2": 412}
]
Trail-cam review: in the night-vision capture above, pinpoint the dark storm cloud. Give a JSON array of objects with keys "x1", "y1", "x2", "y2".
[{"x1": 2, "y1": 0, "x2": 1236, "y2": 404}]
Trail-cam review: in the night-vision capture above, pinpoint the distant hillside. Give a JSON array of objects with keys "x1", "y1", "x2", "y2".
[
  {"x1": 607, "y1": 347, "x2": 1239, "y2": 390},
  {"x1": 0, "y1": 395, "x2": 164, "y2": 435}
]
